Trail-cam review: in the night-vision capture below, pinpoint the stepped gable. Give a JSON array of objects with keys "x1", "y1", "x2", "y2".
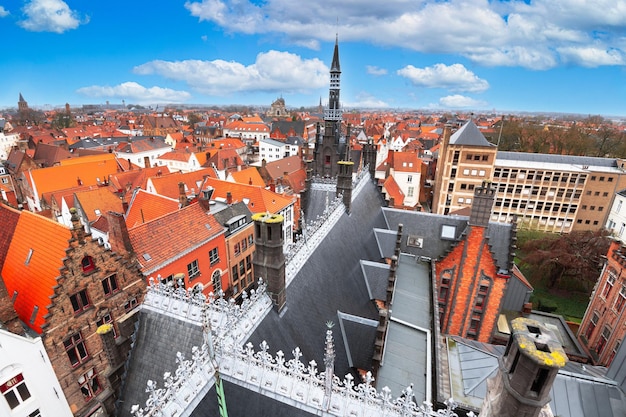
[
  {"x1": 248, "y1": 180, "x2": 386, "y2": 377},
  {"x1": 449, "y1": 120, "x2": 495, "y2": 147}
]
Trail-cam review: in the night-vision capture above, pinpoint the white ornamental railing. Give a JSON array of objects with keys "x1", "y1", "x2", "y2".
[{"x1": 132, "y1": 330, "x2": 476, "y2": 417}]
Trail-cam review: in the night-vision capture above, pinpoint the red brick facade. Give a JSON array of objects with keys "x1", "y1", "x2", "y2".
[
  {"x1": 435, "y1": 225, "x2": 509, "y2": 342},
  {"x1": 578, "y1": 240, "x2": 626, "y2": 366}
]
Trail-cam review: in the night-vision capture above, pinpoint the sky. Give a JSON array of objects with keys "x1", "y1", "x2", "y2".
[{"x1": 1, "y1": 0, "x2": 626, "y2": 116}]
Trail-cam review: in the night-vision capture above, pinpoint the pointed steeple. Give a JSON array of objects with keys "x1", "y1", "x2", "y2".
[
  {"x1": 19, "y1": 93, "x2": 25, "y2": 103},
  {"x1": 331, "y1": 34, "x2": 341, "y2": 72},
  {"x1": 324, "y1": 35, "x2": 342, "y2": 122}
]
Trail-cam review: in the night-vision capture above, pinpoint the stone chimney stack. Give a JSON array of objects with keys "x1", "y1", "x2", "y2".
[
  {"x1": 481, "y1": 318, "x2": 567, "y2": 417},
  {"x1": 97, "y1": 323, "x2": 122, "y2": 368},
  {"x1": 336, "y1": 161, "x2": 354, "y2": 213},
  {"x1": 69, "y1": 207, "x2": 86, "y2": 244},
  {"x1": 469, "y1": 180, "x2": 496, "y2": 227},
  {"x1": 178, "y1": 182, "x2": 188, "y2": 208},
  {"x1": 252, "y1": 212, "x2": 286, "y2": 312},
  {"x1": 105, "y1": 211, "x2": 134, "y2": 254}
]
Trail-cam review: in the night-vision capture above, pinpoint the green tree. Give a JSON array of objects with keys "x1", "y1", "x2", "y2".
[{"x1": 518, "y1": 229, "x2": 609, "y2": 290}]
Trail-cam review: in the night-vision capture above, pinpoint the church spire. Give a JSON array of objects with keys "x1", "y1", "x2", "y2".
[{"x1": 324, "y1": 35, "x2": 342, "y2": 122}]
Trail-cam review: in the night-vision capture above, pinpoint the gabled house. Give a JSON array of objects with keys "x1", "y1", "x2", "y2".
[
  {"x1": 124, "y1": 188, "x2": 179, "y2": 229},
  {"x1": 0, "y1": 204, "x2": 145, "y2": 416},
  {"x1": 128, "y1": 203, "x2": 229, "y2": 296},
  {"x1": 113, "y1": 136, "x2": 171, "y2": 169},
  {"x1": 145, "y1": 168, "x2": 218, "y2": 202},
  {"x1": 17, "y1": 153, "x2": 122, "y2": 212},
  {"x1": 211, "y1": 201, "x2": 256, "y2": 299},
  {"x1": 155, "y1": 149, "x2": 205, "y2": 173},
  {"x1": 200, "y1": 177, "x2": 297, "y2": 247}
]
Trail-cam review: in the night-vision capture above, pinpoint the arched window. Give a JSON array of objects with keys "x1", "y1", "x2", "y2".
[
  {"x1": 81, "y1": 256, "x2": 95, "y2": 273},
  {"x1": 212, "y1": 270, "x2": 222, "y2": 294}
]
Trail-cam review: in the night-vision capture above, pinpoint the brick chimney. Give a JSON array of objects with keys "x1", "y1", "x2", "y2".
[
  {"x1": 469, "y1": 180, "x2": 496, "y2": 227},
  {"x1": 105, "y1": 211, "x2": 134, "y2": 254},
  {"x1": 178, "y1": 182, "x2": 188, "y2": 207},
  {"x1": 226, "y1": 191, "x2": 232, "y2": 205}
]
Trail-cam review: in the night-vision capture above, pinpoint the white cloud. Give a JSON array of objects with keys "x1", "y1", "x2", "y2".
[
  {"x1": 76, "y1": 82, "x2": 191, "y2": 104},
  {"x1": 182, "y1": 0, "x2": 626, "y2": 70},
  {"x1": 398, "y1": 63, "x2": 489, "y2": 93},
  {"x1": 18, "y1": 0, "x2": 86, "y2": 33},
  {"x1": 366, "y1": 65, "x2": 387, "y2": 76},
  {"x1": 438, "y1": 95, "x2": 487, "y2": 108},
  {"x1": 133, "y1": 51, "x2": 328, "y2": 96},
  {"x1": 346, "y1": 92, "x2": 389, "y2": 109},
  {"x1": 557, "y1": 46, "x2": 624, "y2": 67},
  {"x1": 0, "y1": 6, "x2": 9, "y2": 17}
]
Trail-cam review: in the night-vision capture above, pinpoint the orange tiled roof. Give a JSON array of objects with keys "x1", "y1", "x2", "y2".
[
  {"x1": 108, "y1": 166, "x2": 169, "y2": 195},
  {"x1": 147, "y1": 168, "x2": 219, "y2": 199},
  {"x1": 1, "y1": 210, "x2": 71, "y2": 333},
  {"x1": 125, "y1": 189, "x2": 180, "y2": 228},
  {"x1": 230, "y1": 167, "x2": 265, "y2": 186},
  {"x1": 392, "y1": 152, "x2": 422, "y2": 173},
  {"x1": 157, "y1": 150, "x2": 196, "y2": 162},
  {"x1": 383, "y1": 176, "x2": 404, "y2": 206},
  {"x1": 74, "y1": 187, "x2": 124, "y2": 223},
  {"x1": 261, "y1": 155, "x2": 302, "y2": 180},
  {"x1": 28, "y1": 154, "x2": 121, "y2": 197},
  {"x1": 128, "y1": 203, "x2": 224, "y2": 273},
  {"x1": 202, "y1": 177, "x2": 295, "y2": 214}
]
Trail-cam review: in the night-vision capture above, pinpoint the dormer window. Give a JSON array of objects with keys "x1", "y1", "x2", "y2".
[{"x1": 81, "y1": 256, "x2": 95, "y2": 273}]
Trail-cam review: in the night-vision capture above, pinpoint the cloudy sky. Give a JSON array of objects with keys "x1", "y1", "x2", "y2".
[{"x1": 1, "y1": 0, "x2": 626, "y2": 115}]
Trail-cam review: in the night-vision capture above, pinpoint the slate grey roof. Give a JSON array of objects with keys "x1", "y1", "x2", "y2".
[
  {"x1": 248, "y1": 180, "x2": 386, "y2": 378},
  {"x1": 118, "y1": 309, "x2": 205, "y2": 417},
  {"x1": 445, "y1": 336, "x2": 626, "y2": 417},
  {"x1": 337, "y1": 311, "x2": 377, "y2": 370},
  {"x1": 190, "y1": 380, "x2": 315, "y2": 417},
  {"x1": 380, "y1": 209, "x2": 513, "y2": 273},
  {"x1": 497, "y1": 151, "x2": 618, "y2": 168},
  {"x1": 360, "y1": 259, "x2": 389, "y2": 301},
  {"x1": 212, "y1": 201, "x2": 252, "y2": 236},
  {"x1": 376, "y1": 255, "x2": 432, "y2": 402},
  {"x1": 449, "y1": 121, "x2": 495, "y2": 147},
  {"x1": 303, "y1": 187, "x2": 336, "y2": 226}
]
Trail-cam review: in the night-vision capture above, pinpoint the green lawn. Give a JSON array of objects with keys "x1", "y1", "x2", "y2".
[{"x1": 516, "y1": 230, "x2": 591, "y2": 323}]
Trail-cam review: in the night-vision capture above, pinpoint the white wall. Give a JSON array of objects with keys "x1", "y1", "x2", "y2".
[
  {"x1": 606, "y1": 193, "x2": 626, "y2": 244},
  {"x1": 0, "y1": 330, "x2": 73, "y2": 417}
]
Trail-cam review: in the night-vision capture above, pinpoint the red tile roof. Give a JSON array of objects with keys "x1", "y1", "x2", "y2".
[
  {"x1": 0, "y1": 204, "x2": 20, "y2": 268},
  {"x1": 125, "y1": 189, "x2": 180, "y2": 228},
  {"x1": 74, "y1": 187, "x2": 124, "y2": 222},
  {"x1": 147, "y1": 168, "x2": 219, "y2": 199},
  {"x1": 202, "y1": 177, "x2": 295, "y2": 214},
  {"x1": 383, "y1": 176, "x2": 404, "y2": 206},
  {"x1": 28, "y1": 154, "x2": 121, "y2": 198},
  {"x1": 128, "y1": 203, "x2": 224, "y2": 273},
  {"x1": 1, "y1": 210, "x2": 71, "y2": 333},
  {"x1": 230, "y1": 167, "x2": 266, "y2": 187}
]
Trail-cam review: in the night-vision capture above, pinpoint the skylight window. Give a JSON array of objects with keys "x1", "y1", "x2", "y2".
[
  {"x1": 441, "y1": 225, "x2": 456, "y2": 240},
  {"x1": 25, "y1": 249, "x2": 33, "y2": 265}
]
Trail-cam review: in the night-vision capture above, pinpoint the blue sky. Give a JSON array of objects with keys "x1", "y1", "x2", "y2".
[{"x1": 1, "y1": 0, "x2": 626, "y2": 116}]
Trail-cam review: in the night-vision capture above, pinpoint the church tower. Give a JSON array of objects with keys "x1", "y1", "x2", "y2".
[
  {"x1": 313, "y1": 36, "x2": 349, "y2": 178},
  {"x1": 18, "y1": 93, "x2": 28, "y2": 113}
]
